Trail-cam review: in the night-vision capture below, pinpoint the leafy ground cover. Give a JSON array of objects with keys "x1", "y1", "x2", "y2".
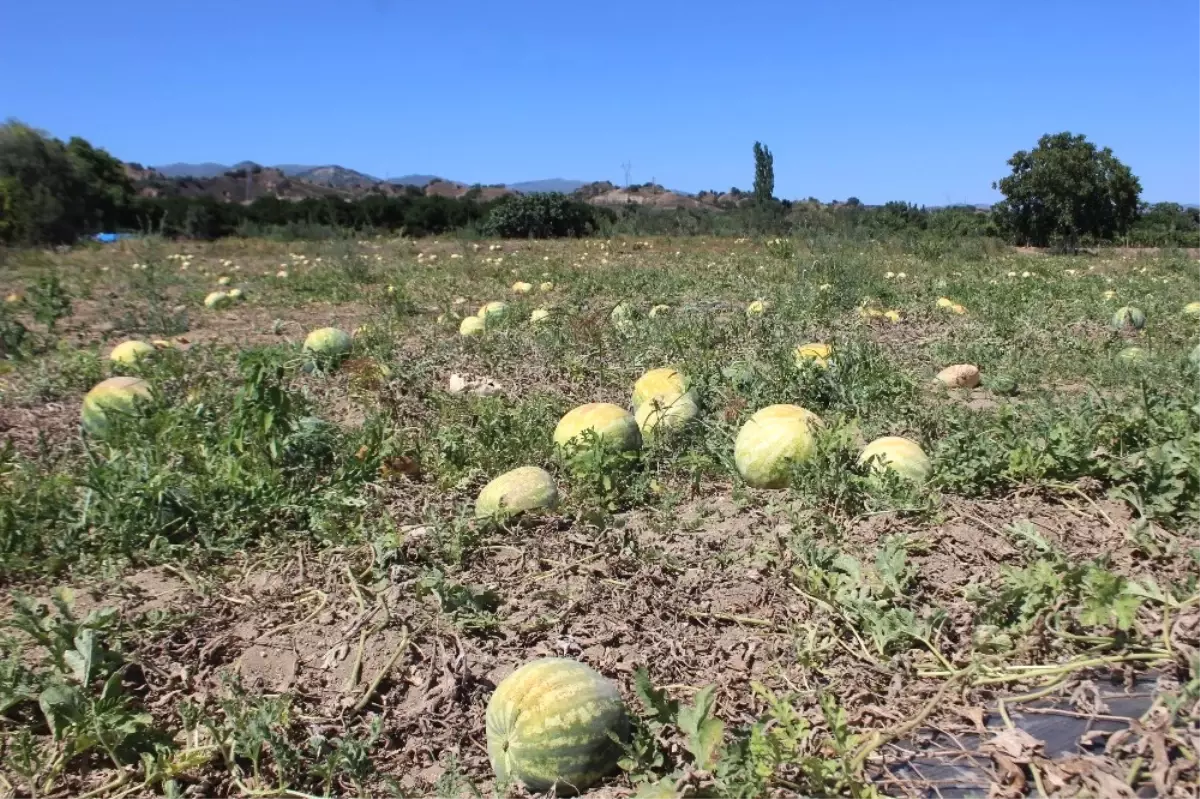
[{"x1": 0, "y1": 235, "x2": 1197, "y2": 797}]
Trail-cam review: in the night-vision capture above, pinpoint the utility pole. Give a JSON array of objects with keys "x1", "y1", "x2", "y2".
[{"x1": 621, "y1": 161, "x2": 632, "y2": 188}]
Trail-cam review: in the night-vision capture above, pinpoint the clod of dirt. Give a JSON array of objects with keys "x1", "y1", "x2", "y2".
[
  {"x1": 447, "y1": 373, "x2": 503, "y2": 396},
  {"x1": 934, "y1": 363, "x2": 982, "y2": 388}
]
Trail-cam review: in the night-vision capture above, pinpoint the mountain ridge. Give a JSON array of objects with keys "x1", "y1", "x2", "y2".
[{"x1": 152, "y1": 162, "x2": 584, "y2": 194}]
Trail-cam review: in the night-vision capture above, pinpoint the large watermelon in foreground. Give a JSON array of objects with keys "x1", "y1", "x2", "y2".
[{"x1": 486, "y1": 658, "x2": 629, "y2": 795}]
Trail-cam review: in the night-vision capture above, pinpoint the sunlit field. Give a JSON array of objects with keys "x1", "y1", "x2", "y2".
[{"x1": 1, "y1": 235, "x2": 1197, "y2": 797}]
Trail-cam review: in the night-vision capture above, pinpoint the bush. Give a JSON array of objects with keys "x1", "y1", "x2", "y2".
[{"x1": 481, "y1": 193, "x2": 598, "y2": 238}]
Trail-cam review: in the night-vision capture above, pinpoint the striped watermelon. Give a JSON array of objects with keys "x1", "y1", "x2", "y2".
[{"x1": 486, "y1": 658, "x2": 629, "y2": 795}]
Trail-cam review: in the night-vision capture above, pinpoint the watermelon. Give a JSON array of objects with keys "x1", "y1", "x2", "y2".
[
  {"x1": 610, "y1": 302, "x2": 636, "y2": 333},
  {"x1": 530, "y1": 308, "x2": 551, "y2": 324},
  {"x1": 793, "y1": 343, "x2": 832, "y2": 369},
  {"x1": 734, "y1": 404, "x2": 822, "y2": 488},
  {"x1": 475, "y1": 466, "x2": 558, "y2": 520},
  {"x1": 631, "y1": 368, "x2": 688, "y2": 410},
  {"x1": 1118, "y1": 346, "x2": 1148, "y2": 364},
  {"x1": 746, "y1": 299, "x2": 770, "y2": 316},
  {"x1": 204, "y1": 291, "x2": 233, "y2": 310},
  {"x1": 635, "y1": 392, "x2": 698, "y2": 436},
  {"x1": 81, "y1": 376, "x2": 152, "y2": 436},
  {"x1": 460, "y1": 316, "x2": 486, "y2": 337},
  {"x1": 303, "y1": 327, "x2": 352, "y2": 358},
  {"x1": 109, "y1": 340, "x2": 154, "y2": 365},
  {"x1": 486, "y1": 658, "x2": 629, "y2": 795},
  {"x1": 512, "y1": 281, "x2": 533, "y2": 294},
  {"x1": 478, "y1": 301, "x2": 509, "y2": 321},
  {"x1": 858, "y1": 436, "x2": 931, "y2": 483},
  {"x1": 1111, "y1": 306, "x2": 1146, "y2": 331},
  {"x1": 1184, "y1": 301, "x2": 1200, "y2": 317},
  {"x1": 553, "y1": 403, "x2": 641, "y2": 453}
]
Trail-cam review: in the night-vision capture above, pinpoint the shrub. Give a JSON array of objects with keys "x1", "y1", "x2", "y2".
[{"x1": 481, "y1": 193, "x2": 597, "y2": 238}]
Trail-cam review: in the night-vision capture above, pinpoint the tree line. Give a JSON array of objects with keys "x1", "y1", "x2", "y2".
[{"x1": 1, "y1": 121, "x2": 1196, "y2": 247}]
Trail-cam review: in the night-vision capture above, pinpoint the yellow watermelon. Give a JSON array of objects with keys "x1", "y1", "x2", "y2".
[
  {"x1": 81, "y1": 376, "x2": 152, "y2": 436},
  {"x1": 793, "y1": 343, "x2": 832, "y2": 369},
  {"x1": 631, "y1": 368, "x2": 688, "y2": 410},
  {"x1": 460, "y1": 316, "x2": 485, "y2": 337},
  {"x1": 475, "y1": 466, "x2": 558, "y2": 520},
  {"x1": 635, "y1": 392, "x2": 698, "y2": 436},
  {"x1": 109, "y1": 340, "x2": 154, "y2": 365},
  {"x1": 553, "y1": 403, "x2": 641, "y2": 453},
  {"x1": 203, "y1": 291, "x2": 232, "y2": 310},
  {"x1": 734, "y1": 404, "x2": 822, "y2": 488},
  {"x1": 858, "y1": 436, "x2": 931, "y2": 483}
]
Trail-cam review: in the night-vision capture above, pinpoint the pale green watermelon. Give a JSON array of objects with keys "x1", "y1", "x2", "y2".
[{"x1": 486, "y1": 658, "x2": 629, "y2": 795}]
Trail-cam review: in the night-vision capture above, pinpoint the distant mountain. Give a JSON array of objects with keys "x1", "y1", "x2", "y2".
[
  {"x1": 155, "y1": 162, "x2": 236, "y2": 179},
  {"x1": 508, "y1": 178, "x2": 585, "y2": 194},
  {"x1": 385, "y1": 174, "x2": 445, "y2": 187},
  {"x1": 289, "y1": 165, "x2": 381, "y2": 188},
  {"x1": 151, "y1": 164, "x2": 586, "y2": 195}
]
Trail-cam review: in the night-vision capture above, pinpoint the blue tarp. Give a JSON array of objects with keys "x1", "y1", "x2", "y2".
[{"x1": 92, "y1": 232, "x2": 135, "y2": 243}]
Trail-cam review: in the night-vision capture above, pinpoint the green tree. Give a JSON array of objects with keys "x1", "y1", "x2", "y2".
[
  {"x1": 753, "y1": 142, "x2": 774, "y2": 205},
  {"x1": 0, "y1": 121, "x2": 83, "y2": 244},
  {"x1": 0, "y1": 175, "x2": 26, "y2": 243},
  {"x1": 66, "y1": 136, "x2": 134, "y2": 232},
  {"x1": 0, "y1": 121, "x2": 134, "y2": 245},
  {"x1": 992, "y1": 132, "x2": 1141, "y2": 248}
]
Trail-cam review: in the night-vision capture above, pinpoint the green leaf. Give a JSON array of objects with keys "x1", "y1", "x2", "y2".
[
  {"x1": 39, "y1": 683, "x2": 84, "y2": 740},
  {"x1": 64, "y1": 628, "x2": 98, "y2": 684},
  {"x1": 633, "y1": 668, "x2": 679, "y2": 723},
  {"x1": 633, "y1": 777, "x2": 679, "y2": 799},
  {"x1": 677, "y1": 685, "x2": 724, "y2": 769}
]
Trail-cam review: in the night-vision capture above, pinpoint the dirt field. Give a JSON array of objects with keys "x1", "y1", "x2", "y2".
[{"x1": 0, "y1": 236, "x2": 1197, "y2": 797}]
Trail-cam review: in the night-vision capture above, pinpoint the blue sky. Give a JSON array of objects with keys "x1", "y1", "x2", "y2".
[{"x1": 2, "y1": 0, "x2": 1197, "y2": 204}]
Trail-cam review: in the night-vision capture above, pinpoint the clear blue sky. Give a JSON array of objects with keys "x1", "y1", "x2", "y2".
[{"x1": 2, "y1": 0, "x2": 1197, "y2": 204}]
